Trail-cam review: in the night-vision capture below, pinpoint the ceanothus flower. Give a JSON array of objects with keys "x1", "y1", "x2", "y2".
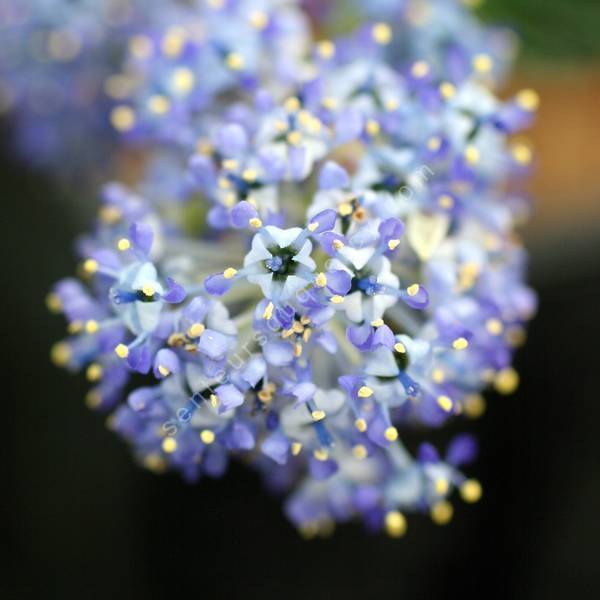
[{"x1": 46, "y1": 0, "x2": 537, "y2": 538}]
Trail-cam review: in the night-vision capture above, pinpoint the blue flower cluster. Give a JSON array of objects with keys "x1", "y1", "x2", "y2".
[{"x1": 33, "y1": 0, "x2": 539, "y2": 536}]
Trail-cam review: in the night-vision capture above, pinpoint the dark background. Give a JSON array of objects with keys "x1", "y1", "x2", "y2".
[
  {"x1": 3, "y1": 128, "x2": 600, "y2": 600},
  {"x1": 3, "y1": 0, "x2": 600, "y2": 596}
]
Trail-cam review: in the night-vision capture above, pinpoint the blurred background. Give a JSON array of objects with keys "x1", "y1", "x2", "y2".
[{"x1": 2, "y1": 0, "x2": 600, "y2": 598}]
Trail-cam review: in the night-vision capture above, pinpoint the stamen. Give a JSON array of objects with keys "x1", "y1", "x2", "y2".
[
  {"x1": 452, "y1": 337, "x2": 469, "y2": 350},
  {"x1": 437, "y1": 395, "x2": 453, "y2": 412},
  {"x1": 263, "y1": 302, "x2": 274, "y2": 320},
  {"x1": 200, "y1": 430, "x2": 215, "y2": 444},
  {"x1": 358, "y1": 386, "x2": 373, "y2": 398},
  {"x1": 187, "y1": 323, "x2": 205, "y2": 338},
  {"x1": 115, "y1": 344, "x2": 129, "y2": 358},
  {"x1": 384, "y1": 511, "x2": 406, "y2": 537},
  {"x1": 162, "y1": 437, "x2": 177, "y2": 453},
  {"x1": 117, "y1": 238, "x2": 131, "y2": 251},
  {"x1": 355, "y1": 418, "x2": 367, "y2": 432},
  {"x1": 384, "y1": 426, "x2": 398, "y2": 441}
]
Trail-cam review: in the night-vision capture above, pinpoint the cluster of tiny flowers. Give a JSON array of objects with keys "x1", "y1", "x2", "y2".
[{"x1": 39, "y1": 0, "x2": 538, "y2": 537}]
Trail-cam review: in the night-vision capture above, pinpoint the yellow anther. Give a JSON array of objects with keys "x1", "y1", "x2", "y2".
[
  {"x1": 187, "y1": 323, "x2": 205, "y2": 338},
  {"x1": 384, "y1": 426, "x2": 398, "y2": 442},
  {"x1": 86, "y1": 363, "x2": 103, "y2": 382},
  {"x1": 117, "y1": 238, "x2": 131, "y2": 251},
  {"x1": 387, "y1": 239, "x2": 401, "y2": 250},
  {"x1": 394, "y1": 342, "x2": 406, "y2": 354},
  {"x1": 210, "y1": 394, "x2": 219, "y2": 409},
  {"x1": 196, "y1": 138, "x2": 212, "y2": 155},
  {"x1": 375, "y1": 91, "x2": 394, "y2": 108},
  {"x1": 85, "y1": 320, "x2": 99, "y2": 334},
  {"x1": 494, "y1": 367, "x2": 519, "y2": 395},
  {"x1": 218, "y1": 177, "x2": 232, "y2": 190},
  {"x1": 506, "y1": 326, "x2": 526, "y2": 347},
  {"x1": 352, "y1": 444, "x2": 368, "y2": 460},
  {"x1": 147, "y1": 94, "x2": 170, "y2": 115},
  {"x1": 143, "y1": 453, "x2": 166, "y2": 473},
  {"x1": 172, "y1": 67, "x2": 195, "y2": 94},
  {"x1": 406, "y1": 284, "x2": 420, "y2": 297},
  {"x1": 249, "y1": 217, "x2": 263, "y2": 228},
  {"x1": 437, "y1": 395, "x2": 453, "y2": 412},
  {"x1": 200, "y1": 429, "x2": 215, "y2": 445},
  {"x1": 439, "y1": 81, "x2": 456, "y2": 99},
  {"x1": 460, "y1": 479, "x2": 482, "y2": 503},
  {"x1": 294, "y1": 343, "x2": 303, "y2": 357},
  {"x1": 464, "y1": 145, "x2": 480, "y2": 165},
  {"x1": 366, "y1": 119, "x2": 380, "y2": 136},
  {"x1": 384, "y1": 511, "x2": 407, "y2": 537},
  {"x1": 332, "y1": 239, "x2": 345, "y2": 250},
  {"x1": 330, "y1": 295, "x2": 344, "y2": 304},
  {"x1": 67, "y1": 320, "x2": 82, "y2": 334},
  {"x1": 431, "y1": 500, "x2": 453, "y2": 525},
  {"x1": 161, "y1": 26, "x2": 186, "y2": 57},
  {"x1": 338, "y1": 202, "x2": 353, "y2": 216},
  {"x1": 431, "y1": 369, "x2": 445, "y2": 384},
  {"x1": 85, "y1": 391, "x2": 102, "y2": 410},
  {"x1": 486, "y1": 318, "x2": 503, "y2": 335},
  {"x1": 50, "y1": 342, "x2": 71, "y2": 367},
  {"x1": 284, "y1": 96, "x2": 301, "y2": 112},
  {"x1": 438, "y1": 194, "x2": 454, "y2": 209},
  {"x1": 370, "y1": 319, "x2": 384, "y2": 328},
  {"x1": 286, "y1": 130, "x2": 302, "y2": 146},
  {"x1": 512, "y1": 144, "x2": 532, "y2": 165},
  {"x1": 427, "y1": 136, "x2": 441, "y2": 151},
  {"x1": 46, "y1": 293, "x2": 62, "y2": 313},
  {"x1": 222, "y1": 159, "x2": 238, "y2": 171},
  {"x1": 99, "y1": 205, "x2": 122, "y2": 224},
  {"x1": 242, "y1": 168, "x2": 258, "y2": 182},
  {"x1": 263, "y1": 301, "x2": 274, "y2": 320},
  {"x1": 516, "y1": 88, "x2": 539, "y2": 111},
  {"x1": 352, "y1": 207, "x2": 367, "y2": 222},
  {"x1": 435, "y1": 478, "x2": 449, "y2": 495},
  {"x1": 141, "y1": 284, "x2": 155, "y2": 297},
  {"x1": 321, "y1": 96, "x2": 338, "y2": 110},
  {"x1": 313, "y1": 448, "x2": 329, "y2": 461},
  {"x1": 157, "y1": 365, "x2": 170, "y2": 377},
  {"x1": 355, "y1": 418, "x2": 367, "y2": 432},
  {"x1": 223, "y1": 267, "x2": 238, "y2": 279},
  {"x1": 472, "y1": 53, "x2": 493, "y2": 73},
  {"x1": 358, "y1": 386, "x2": 373, "y2": 398},
  {"x1": 83, "y1": 259, "x2": 98, "y2": 274},
  {"x1": 223, "y1": 193, "x2": 236, "y2": 207},
  {"x1": 452, "y1": 337, "x2": 469, "y2": 350},
  {"x1": 411, "y1": 60, "x2": 430, "y2": 78},
  {"x1": 129, "y1": 34, "x2": 153, "y2": 59},
  {"x1": 291, "y1": 442, "x2": 302, "y2": 456},
  {"x1": 317, "y1": 40, "x2": 335, "y2": 59},
  {"x1": 311, "y1": 410, "x2": 326, "y2": 422},
  {"x1": 463, "y1": 394, "x2": 486, "y2": 419},
  {"x1": 274, "y1": 120, "x2": 288, "y2": 132},
  {"x1": 110, "y1": 105, "x2": 136, "y2": 131},
  {"x1": 115, "y1": 344, "x2": 129, "y2": 359},
  {"x1": 307, "y1": 222, "x2": 319, "y2": 233},
  {"x1": 225, "y1": 52, "x2": 244, "y2": 70},
  {"x1": 162, "y1": 437, "x2": 177, "y2": 453},
  {"x1": 249, "y1": 10, "x2": 269, "y2": 30},
  {"x1": 372, "y1": 22, "x2": 392, "y2": 45},
  {"x1": 315, "y1": 273, "x2": 327, "y2": 288}
]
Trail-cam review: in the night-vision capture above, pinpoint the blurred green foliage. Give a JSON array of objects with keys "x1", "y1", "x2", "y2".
[{"x1": 479, "y1": 0, "x2": 600, "y2": 62}]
